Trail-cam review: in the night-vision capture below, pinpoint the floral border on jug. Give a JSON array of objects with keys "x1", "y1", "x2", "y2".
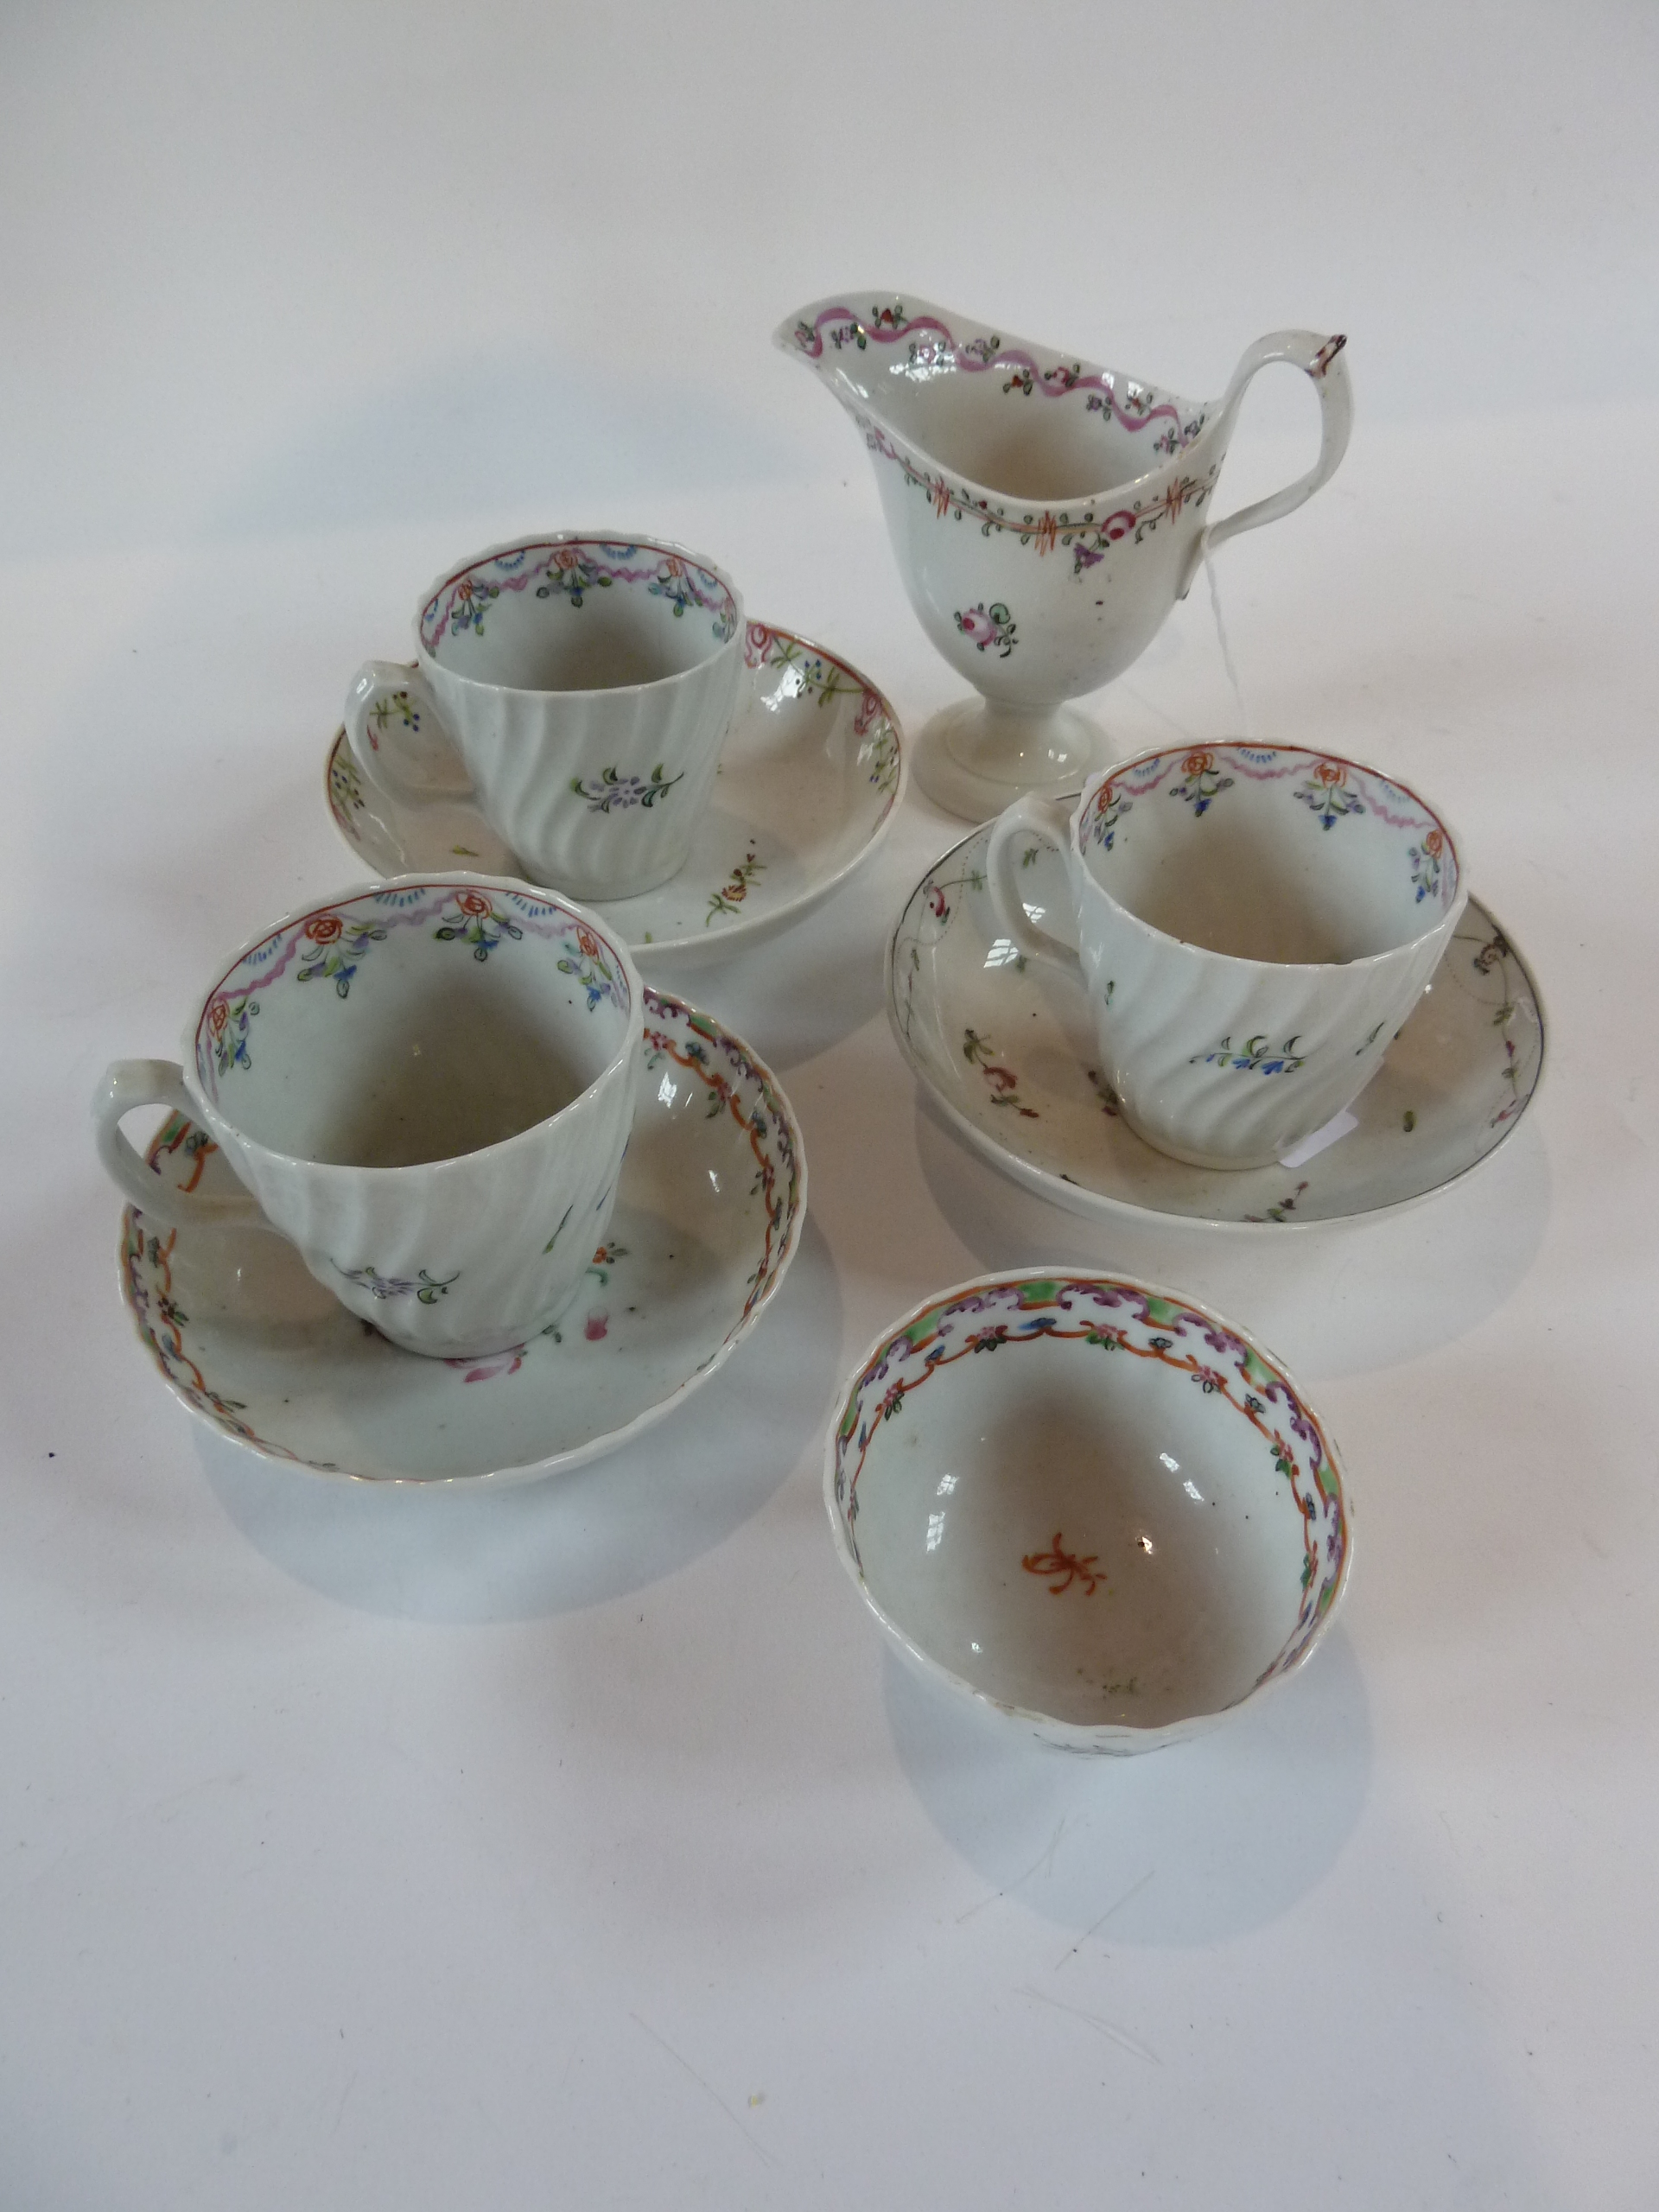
[
  {"x1": 791, "y1": 302, "x2": 1209, "y2": 448},
  {"x1": 791, "y1": 302, "x2": 1220, "y2": 565}
]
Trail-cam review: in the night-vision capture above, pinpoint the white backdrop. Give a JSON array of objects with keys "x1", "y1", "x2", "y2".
[{"x1": 4, "y1": 3, "x2": 1657, "y2": 2205}]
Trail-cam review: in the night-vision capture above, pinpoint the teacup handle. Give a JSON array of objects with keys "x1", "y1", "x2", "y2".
[
  {"x1": 985, "y1": 797, "x2": 1079, "y2": 972},
  {"x1": 344, "y1": 661, "x2": 475, "y2": 813},
  {"x1": 1179, "y1": 330, "x2": 1353, "y2": 595},
  {"x1": 93, "y1": 1060, "x2": 269, "y2": 1230}
]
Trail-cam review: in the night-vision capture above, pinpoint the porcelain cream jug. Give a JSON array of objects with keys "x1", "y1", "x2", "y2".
[{"x1": 777, "y1": 295, "x2": 1352, "y2": 817}]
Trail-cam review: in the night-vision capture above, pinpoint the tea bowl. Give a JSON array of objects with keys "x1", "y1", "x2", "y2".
[{"x1": 825, "y1": 1271, "x2": 1351, "y2": 1754}]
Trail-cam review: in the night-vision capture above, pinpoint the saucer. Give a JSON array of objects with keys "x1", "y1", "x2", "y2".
[
  {"x1": 888, "y1": 817, "x2": 1545, "y2": 1230},
  {"x1": 118, "y1": 990, "x2": 806, "y2": 1484},
  {"x1": 326, "y1": 621, "x2": 906, "y2": 968}
]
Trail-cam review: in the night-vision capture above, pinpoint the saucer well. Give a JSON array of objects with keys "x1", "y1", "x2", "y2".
[
  {"x1": 888, "y1": 817, "x2": 1545, "y2": 1230},
  {"x1": 118, "y1": 990, "x2": 805, "y2": 1484},
  {"x1": 326, "y1": 621, "x2": 906, "y2": 968}
]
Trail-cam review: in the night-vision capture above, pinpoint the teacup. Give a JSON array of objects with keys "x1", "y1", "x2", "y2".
[
  {"x1": 987, "y1": 743, "x2": 1469, "y2": 1169},
  {"x1": 93, "y1": 874, "x2": 643, "y2": 1358},
  {"x1": 346, "y1": 534, "x2": 744, "y2": 901}
]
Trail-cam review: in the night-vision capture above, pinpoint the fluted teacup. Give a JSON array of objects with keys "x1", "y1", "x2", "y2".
[
  {"x1": 346, "y1": 534, "x2": 743, "y2": 901},
  {"x1": 94, "y1": 875, "x2": 642, "y2": 1357},
  {"x1": 987, "y1": 744, "x2": 1467, "y2": 1170}
]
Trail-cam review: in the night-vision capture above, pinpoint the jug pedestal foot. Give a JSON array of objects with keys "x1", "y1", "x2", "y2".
[{"x1": 912, "y1": 697, "x2": 1111, "y2": 822}]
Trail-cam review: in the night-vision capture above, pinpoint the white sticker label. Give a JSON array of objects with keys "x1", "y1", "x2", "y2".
[{"x1": 1278, "y1": 1109, "x2": 1359, "y2": 1170}]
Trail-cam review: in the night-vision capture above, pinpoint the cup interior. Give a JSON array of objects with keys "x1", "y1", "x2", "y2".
[
  {"x1": 835, "y1": 1278, "x2": 1346, "y2": 1732},
  {"x1": 419, "y1": 537, "x2": 739, "y2": 693},
  {"x1": 194, "y1": 883, "x2": 633, "y2": 1168},
  {"x1": 1078, "y1": 745, "x2": 1460, "y2": 963}
]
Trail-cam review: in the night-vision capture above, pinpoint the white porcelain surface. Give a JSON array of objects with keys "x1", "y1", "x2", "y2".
[
  {"x1": 346, "y1": 535, "x2": 743, "y2": 899},
  {"x1": 328, "y1": 622, "x2": 906, "y2": 966},
  {"x1": 95, "y1": 876, "x2": 643, "y2": 1358},
  {"x1": 14, "y1": 17, "x2": 1658, "y2": 2204},
  {"x1": 826, "y1": 1270, "x2": 1351, "y2": 1753},
  {"x1": 117, "y1": 988, "x2": 804, "y2": 1483},
  {"x1": 890, "y1": 815, "x2": 1543, "y2": 1227},
  {"x1": 778, "y1": 296, "x2": 1351, "y2": 810},
  {"x1": 987, "y1": 744, "x2": 1469, "y2": 1168}
]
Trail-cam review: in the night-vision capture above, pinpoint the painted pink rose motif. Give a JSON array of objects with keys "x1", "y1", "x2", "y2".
[{"x1": 953, "y1": 602, "x2": 1017, "y2": 658}]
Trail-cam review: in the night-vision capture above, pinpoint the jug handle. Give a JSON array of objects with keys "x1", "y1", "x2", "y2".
[{"x1": 1179, "y1": 331, "x2": 1352, "y2": 597}]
